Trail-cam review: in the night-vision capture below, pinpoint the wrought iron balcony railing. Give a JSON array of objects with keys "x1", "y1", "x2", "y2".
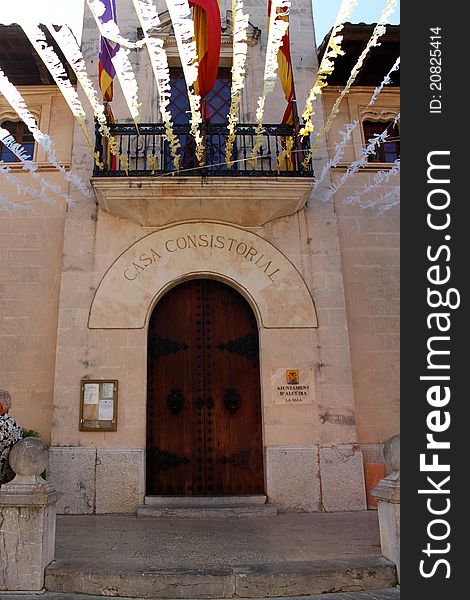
[{"x1": 93, "y1": 122, "x2": 313, "y2": 177}]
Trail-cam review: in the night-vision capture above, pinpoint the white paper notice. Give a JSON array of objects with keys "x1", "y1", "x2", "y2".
[
  {"x1": 83, "y1": 383, "x2": 99, "y2": 404},
  {"x1": 101, "y1": 382, "x2": 114, "y2": 399},
  {"x1": 99, "y1": 399, "x2": 114, "y2": 420}
]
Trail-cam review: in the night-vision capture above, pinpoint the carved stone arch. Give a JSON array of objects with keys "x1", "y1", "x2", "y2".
[
  {"x1": 0, "y1": 107, "x2": 42, "y2": 131},
  {"x1": 88, "y1": 222, "x2": 317, "y2": 330},
  {"x1": 360, "y1": 106, "x2": 400, "y2": 142},
  {"x1": 360, "y1": 106, "x2": 400, "y2": 124}
]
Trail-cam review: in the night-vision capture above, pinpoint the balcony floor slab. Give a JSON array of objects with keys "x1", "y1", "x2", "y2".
[{"x1": 91, "y1": 176, "x2": 314, "y2": 227}]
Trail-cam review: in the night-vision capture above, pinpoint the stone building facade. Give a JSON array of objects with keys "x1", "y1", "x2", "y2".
[{"x1": 0, "y1": 4, "x2": 399, "y2": 514}]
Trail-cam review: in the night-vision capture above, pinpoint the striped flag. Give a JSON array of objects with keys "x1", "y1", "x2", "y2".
[
  {"x1": 98, "y1": 0, "x2": 120, "y2": 102},
  {"x1": 268, "y1": 0, "x2": 295, "y2": 125},
  {"x1": 189, "y1": 1, "x2": 221, "y2": 106}
]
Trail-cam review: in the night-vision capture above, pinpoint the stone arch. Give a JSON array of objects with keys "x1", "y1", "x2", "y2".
[{"x1": 88, "y1": 222, "x2": 318, "y2": 329}]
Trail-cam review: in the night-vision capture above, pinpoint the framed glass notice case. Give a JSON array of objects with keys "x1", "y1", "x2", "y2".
[{"x1": 79, "y1": 380, "x2": 118, "y2": 431}]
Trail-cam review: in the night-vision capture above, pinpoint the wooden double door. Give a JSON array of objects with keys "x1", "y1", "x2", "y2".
[{"x1": 146, "y1": 279, "x2": 264, "y2": 496}]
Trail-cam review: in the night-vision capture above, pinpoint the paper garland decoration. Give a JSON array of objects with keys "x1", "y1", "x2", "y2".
[
  {"x1": 251, "y1": 0, "x2": 291, "y2": 164},
  {"x1": 164, "y1": 0, "x2": 204, "y2": 163},
  {"x1": 45, "y1": 23, "x2": 120, "y2": 164},
  {"x1": 303, "y1": 0, "x2": 399, "y2": 169},
  {"x1": 0, "y1": 67, "x2": 92, "y2": 198},
  {"x1": 299, "y1": 0, "x2": 358, "y2": 139},
  {"x1": 0, "y1": 126, "x2": 69, "y2": 201},
  {"x1": 87, "y1": 0, "x2": 147, "y2": 49},
  {"x1": 132, "y1": 0, "x2": 181, "y2": 170},
  {"x1": 362, "y1": 183, "x2": 400, "y2": 212},
  {"x1": 86, "y1": 0, "x2": 142, "y2": 126},
  {"x1": 344, "y1": 158, "x2": 400, "y2": 206},
  {"x1": 320, "y1": 113, "x2": 400, "y2": 204},
  {"x1": 20, "y1": 21, "x2": 99, "y2": 166},
  {"x1": 226, "y1": 0, "x2": 249, "y2": 168},
  {"x1": 0, "y1": 127, "x2": 34, "y2": 164},
  {"x1": 369, "y1": 57, "x2": 400, "y2": 106},
  {"x1": 314, "y1": 57, "x2": 400, "y2": 192},
  {"x1": 0, "y1": 162, "x2": 62, "y2": 206},
  {"x1": 0, "y1": 0, "x2": 400, "y2": 213}
]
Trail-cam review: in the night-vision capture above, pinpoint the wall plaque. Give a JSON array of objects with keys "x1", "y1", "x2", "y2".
[
  {"x1": 80, "y1": 380, "x2": 118, "y2": 431},
  {"x1": 271, "y1": 368, "x2": 315, "y2": 404}
]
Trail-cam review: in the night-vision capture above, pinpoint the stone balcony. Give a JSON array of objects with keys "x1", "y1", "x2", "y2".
[{"x1": 91, "y1": 122, "x2": 314, "y2": 227}]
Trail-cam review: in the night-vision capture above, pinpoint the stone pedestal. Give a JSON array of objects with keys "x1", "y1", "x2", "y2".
[
  {"x1": 0, "y1": 438, "x2": 58, "y2": 592},
  {"x1": 371, "y1": 434, "x2": 400, "y2": 582}
]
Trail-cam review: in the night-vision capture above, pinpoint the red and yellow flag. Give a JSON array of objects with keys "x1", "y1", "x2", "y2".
[
  {"x1": 268, "y1": 0, "x2": 295, "y2": 125},
  {"x1": 189, "y1": 0, "x2": 221, "y2": 105}
]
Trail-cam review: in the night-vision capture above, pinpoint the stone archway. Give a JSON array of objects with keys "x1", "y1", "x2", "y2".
[{"x1": 88, "y1": 222, "x2": 317, "y2": 330}]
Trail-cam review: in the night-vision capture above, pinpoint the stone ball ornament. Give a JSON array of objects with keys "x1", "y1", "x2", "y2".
[{"x1": 8, "y1": 437, "x2": 49, "y2": 477}]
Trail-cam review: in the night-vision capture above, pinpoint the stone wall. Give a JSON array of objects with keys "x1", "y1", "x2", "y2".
[
  {"x1": 321, "y1": 88, "x2": 400, "y2": 505},
  {"x1": 321, "y1": 88, "x2": 400, "y2": 446},
  {"x1": 0, "y1": 88, "x2": 72, "y2": 442}
]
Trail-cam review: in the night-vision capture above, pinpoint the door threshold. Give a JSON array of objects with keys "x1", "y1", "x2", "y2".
[{"x1": 143, "y1": 495, "x2": 267, "y2": 507}]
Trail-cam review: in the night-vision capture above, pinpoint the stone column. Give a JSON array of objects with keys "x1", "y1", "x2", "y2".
[
  {"x1": 371, "y1": 434, "x2": 400, "y2": 582},
  {"x1": 0, "y1": 438, "x2": 58, "y2": 592}
]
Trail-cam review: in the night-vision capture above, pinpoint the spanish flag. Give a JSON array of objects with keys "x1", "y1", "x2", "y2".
[
  {"x1": 268, "y1": 0, "x2": 295, "y2": 125},
  {"x1": 189, "y1": 0, "x2": 221, "y2": 114},
  {"x1": 98, "y1": 0, "x2": 120, "y2": 102}
]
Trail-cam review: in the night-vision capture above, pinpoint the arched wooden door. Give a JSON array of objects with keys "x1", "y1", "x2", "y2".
[{"x1": 146, "y1": 279, "x2": 264, "y2": 496}]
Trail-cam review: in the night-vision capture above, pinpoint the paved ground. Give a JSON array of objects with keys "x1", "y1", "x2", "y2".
[{"x1": 1, "y1": 589, "x2": 400, "y2": 600}]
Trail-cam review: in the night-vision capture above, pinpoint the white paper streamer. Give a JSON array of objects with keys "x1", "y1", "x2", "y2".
[
  {"x1": 45, "y1": 23, "x2": 118, "y2": 161},
  {"x1": 0, "y1": 127, "x2": 69, "y2": 200},
  {"x1": 165, "y1": 0, "x2": 203, "y2": 162},
  {"x1": 86, "y1": 0, "x2": 142, "y2": 125},
  {"x1": 0, "y1": 189, "x2": 26, "y2": 213},
  {"x1": 303, "y1": 0, "x2": 399, "y2": 168},
  {"x1": 344, "y1": 158, "x2": 400, "y2": 206},
  {"x1": 321, "y1": 114, "x2": 400, "y2": 203},
  {"x1": 20, "y1": 21, "x2": 99, "y2": 163},
  {"x1": 0, "y1": 127, "x2": 34, "y2": 164},
  {"x1": 132, "y1": 0, "x2": 181, "y2": 170},
  {"x1": 226, "y1": 0, "x2": 249, "y2": 167},
  {"x1": 359, "y1": 183, "x2": 400, "y2": 211},
  {"x1": 299, "y1": 0, "x2": 358, "y2": 138},
  {"x1": 87, "y1": 0, "x2": 147, "y2": 49},
  {"x1": 314, "y1": 57, "x2": 400, "y2": 191},
  {"x1": 251, "y1": 0, "x2": 291, "y2": 163},
  {"x1": 0, "y1": 162, "x2": 59, "y2": 205},
  {"x1": 0, "y1": 68, "x2": 92, "y2": 198},
  {"x1": 369, "y1": 57, "x2": 400, "y2": 105}
]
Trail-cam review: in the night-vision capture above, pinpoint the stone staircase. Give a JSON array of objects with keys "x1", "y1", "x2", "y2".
[
  {"x1": 45, "y1": 557, "x2": 397, "y2": 598},
  {"x1": 136, "y1": 494, "x2": 278, "y2": 518},
  {"x1": 43, "y1": 511, "x2": 398, "y2": 598}
]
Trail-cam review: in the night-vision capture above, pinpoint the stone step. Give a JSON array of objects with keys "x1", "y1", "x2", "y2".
[
  {"x1": 143, "y1": 494, "x2": 268, "y2": 506},
  {"x1": 4, "y1": 589, "x2": 401, "y2": 600},
  {"x1": 45, "y1": 556, "x2": 397, "y2": 599},
  {"x1": 136, "y1": 503, "x2": 278, "y2": 518}
]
